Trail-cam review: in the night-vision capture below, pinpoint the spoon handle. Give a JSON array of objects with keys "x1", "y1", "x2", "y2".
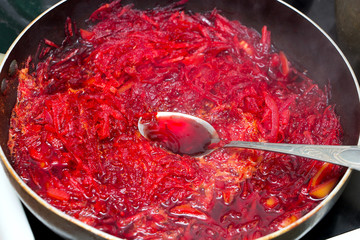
[{"x1": 224, "y1": 141, "x2": 360, "y2": 170}]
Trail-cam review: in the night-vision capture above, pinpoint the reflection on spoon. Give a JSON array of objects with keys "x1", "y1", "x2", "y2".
[{"x1": 138, "y1": 112, "x2": 360, "y2": 171}]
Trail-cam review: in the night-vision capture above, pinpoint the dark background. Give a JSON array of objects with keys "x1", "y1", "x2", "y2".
[{"x1": 1, "y1": 0, "x2": 360, "y2": 239}]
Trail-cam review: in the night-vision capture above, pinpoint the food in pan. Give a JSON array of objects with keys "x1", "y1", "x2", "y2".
[{"x1": 8, "y1": 1, "x2": 344, "y2": 239}]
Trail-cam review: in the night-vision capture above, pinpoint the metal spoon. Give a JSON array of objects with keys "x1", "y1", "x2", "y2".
[{"x1": 138, "y1": 112, "x2": 360, "y2": 171}]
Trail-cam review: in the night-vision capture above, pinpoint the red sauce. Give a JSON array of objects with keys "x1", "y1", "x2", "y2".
[{"x1": 8, "y1": 1, "x2": 344, "y2": 239}]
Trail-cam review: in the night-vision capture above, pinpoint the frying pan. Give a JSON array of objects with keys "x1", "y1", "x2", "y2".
[{"x1": 0, "y1": 0, "x2": 359, "y2": 239}]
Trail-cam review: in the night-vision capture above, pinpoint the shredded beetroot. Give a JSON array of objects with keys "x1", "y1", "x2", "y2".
[{"x1": 8, "y1": 1, "x2": 344, "y2": 239}]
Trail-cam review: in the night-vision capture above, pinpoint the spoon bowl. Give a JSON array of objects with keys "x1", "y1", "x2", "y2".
[
  {"x1": 138, "y1": 112, "x2": 220, "y2": 156},
  {"x1": 138, "y1": 112, "x2": 220, "y2": 142},
  {"x1": 138, "y1": 112, "x2": 360, "y2": 170}
]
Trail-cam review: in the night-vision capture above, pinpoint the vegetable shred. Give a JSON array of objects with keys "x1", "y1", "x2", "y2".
[{"x1": 8, "y1": 1, "x2": 345, "y2": 239}]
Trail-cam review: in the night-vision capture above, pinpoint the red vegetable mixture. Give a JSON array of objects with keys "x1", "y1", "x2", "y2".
[{"x1": 8, "y1": 1, "x2": 344, "y2": 239}]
